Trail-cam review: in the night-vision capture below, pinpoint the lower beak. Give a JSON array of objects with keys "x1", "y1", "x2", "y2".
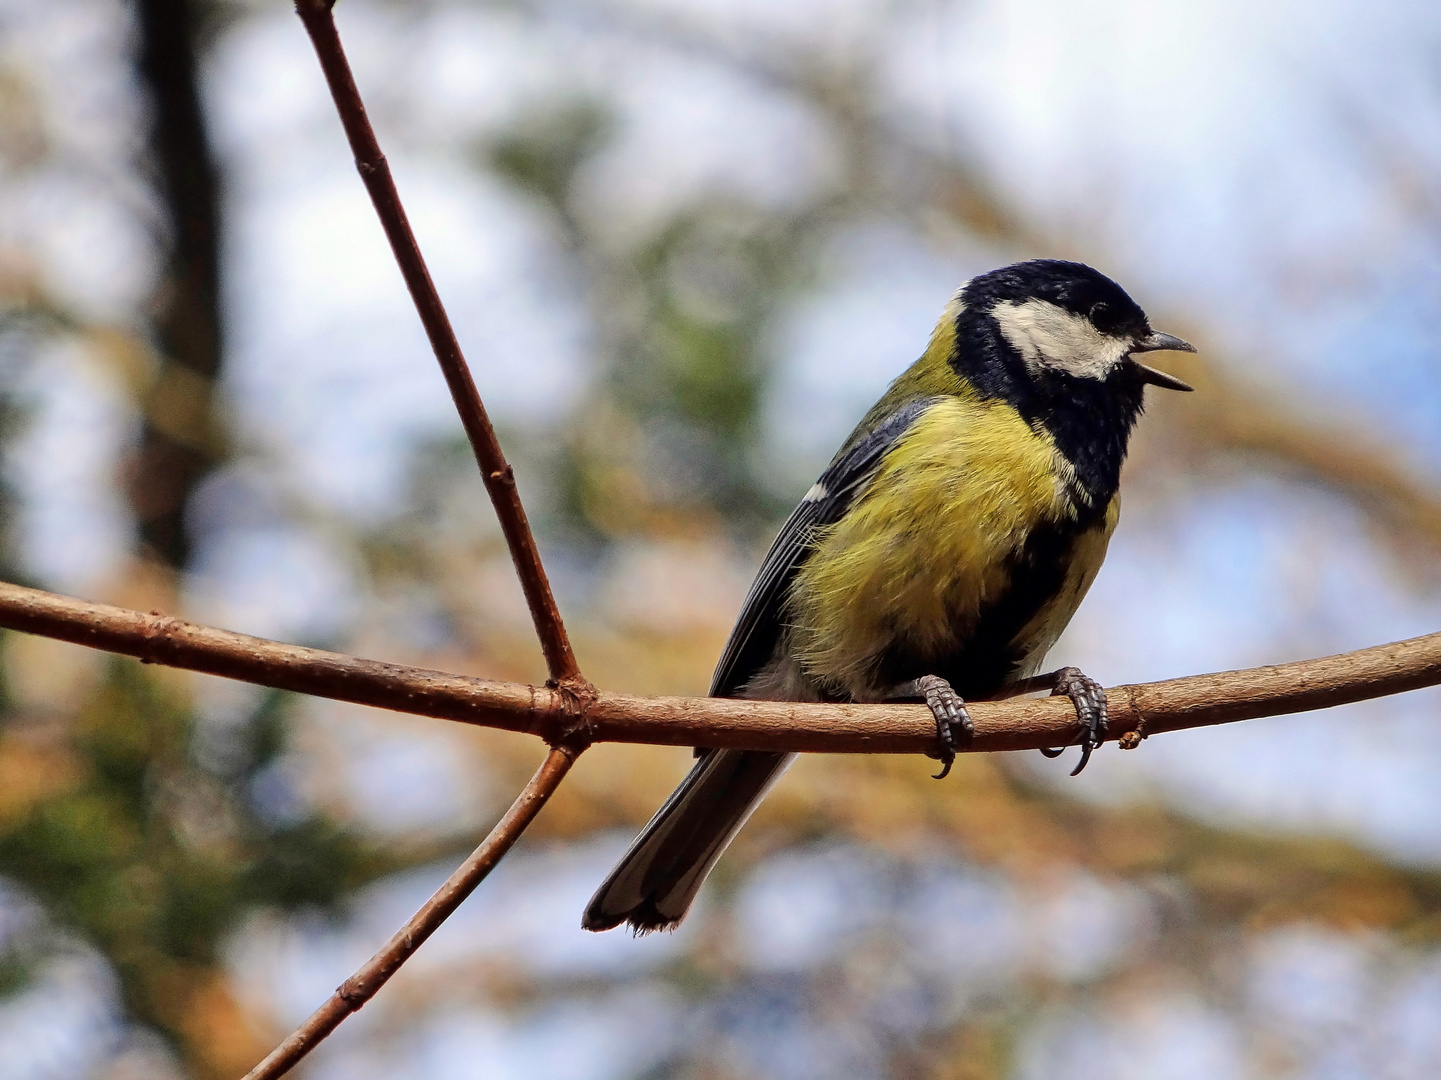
[{"x1": 1128, "y1": 330, "x2": 1196, "y2": 392}]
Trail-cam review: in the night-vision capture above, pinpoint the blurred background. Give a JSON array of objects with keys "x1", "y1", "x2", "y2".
[{"x1": 2, "y1": 0, "x2": 1441, "y2": 1077}]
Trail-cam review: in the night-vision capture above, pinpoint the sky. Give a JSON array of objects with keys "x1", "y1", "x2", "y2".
[
  {"x1": 4, "y1": 0, "x2": 1441, "y2": 1077},
  {"x1": 205, "y1": 0, "x2": 1441, "y2": 859}
]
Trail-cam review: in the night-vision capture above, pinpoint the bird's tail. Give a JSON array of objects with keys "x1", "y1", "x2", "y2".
[{"x1": 582, "y1": 748, "x2": 795, "y2": 933}]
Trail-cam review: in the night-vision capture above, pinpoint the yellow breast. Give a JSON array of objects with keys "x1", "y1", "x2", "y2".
[{"x1": 788, "y1": 394, "x2": 1116, "y2": 697}]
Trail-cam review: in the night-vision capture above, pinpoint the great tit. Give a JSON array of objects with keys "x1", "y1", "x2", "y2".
[{"x1": 583, "y1": 259, "x2": 1195, "y2": 934}]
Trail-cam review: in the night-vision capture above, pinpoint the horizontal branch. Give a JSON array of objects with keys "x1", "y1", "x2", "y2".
[{"x1": 1, "y1": 580, "x2": 1437, "y2": 754}]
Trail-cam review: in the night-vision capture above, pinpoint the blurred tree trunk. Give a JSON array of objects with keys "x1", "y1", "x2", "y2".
[{"x1": 130, "y1": 0, "x2": 225, "y2": 571}]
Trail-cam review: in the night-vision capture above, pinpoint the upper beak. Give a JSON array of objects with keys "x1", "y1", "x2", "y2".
[{"x1": 1127, "y1": 330, "x2": 1196, "y2": 391}]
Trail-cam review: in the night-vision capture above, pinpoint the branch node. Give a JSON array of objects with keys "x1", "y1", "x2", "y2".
[
  {"x1": 336, "y1": 977, "x2": 368, "y2": 1005},
  {"x1": 548, "y1": 675, "x2": 598, "y2": 751},
  {"x1": 1118, "y1": 695, "x2": 1150, "y2": 750},
  {"x1": 488, "y1": 466, "x2": 515, "y2": 488},
  {"x1": 139, "y1": 611, "x2": 181, "y2": 665}
]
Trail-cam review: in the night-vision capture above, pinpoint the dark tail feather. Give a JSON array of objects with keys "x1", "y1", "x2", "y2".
[{"x1": 582, "y1": 748, "x2": 795, "y2": 933}]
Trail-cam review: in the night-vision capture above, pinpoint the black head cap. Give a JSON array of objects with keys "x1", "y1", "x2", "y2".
[
  {"x1": 948, "y1": 260, "x2": 1194, "y2": 507},
  {"x1": 961, "y1": 259, "x2": 1147, "y2": 338}
]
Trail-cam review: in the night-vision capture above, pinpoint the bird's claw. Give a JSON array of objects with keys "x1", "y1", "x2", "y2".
[
  {"x1": 916, "y1": 675, "x2": 973, "y2": 780},
  {"x1": 1040, "y1": 666, "x2": 1107, "y2": 776}
]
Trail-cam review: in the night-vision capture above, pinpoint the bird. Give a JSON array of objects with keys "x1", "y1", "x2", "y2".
[{"x1": 582, "y1": 259, "x2": 1195, "y2": 934}]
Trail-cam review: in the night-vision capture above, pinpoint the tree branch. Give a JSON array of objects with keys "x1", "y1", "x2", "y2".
[
  {"x1": 131, "y1": 9, "x2": 1441, "y2": 1077},
  {"x1": 293, "y1": 0, "x2": 583, "y2": 689},
  {"x1": 1, "y1": 579, "x2": 1437, "y2": 756},
  {"x1": 240, "y1": 745, "x2": 579, "y2": 1080},
  {"x1": 223, "y1": 6, "x2": 601, "y2": 1072}
]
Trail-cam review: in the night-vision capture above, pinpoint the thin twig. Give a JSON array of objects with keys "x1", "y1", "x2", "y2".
[
  {"x1": 219, "y1": 9, "x2": 1441, "y2": 1077},
  {"x1": 2, "y1": 580, "x2": 1438, "y2": 755},
  {"x1": 242, "y1": 8, "x2": 592, "y2": 1072},
  {"x1": 293, "y1": 0, "x2": 583, "y2": 690},
  {"x1": 241, "y1": 745, "x2": 579, "y2": 1080}
]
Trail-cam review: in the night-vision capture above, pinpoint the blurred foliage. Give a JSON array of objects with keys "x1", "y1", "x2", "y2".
[
  {"x1": 486, "y1": 98, "x2": 824, "y2": 545},
  {"x1": 0, "y1": 657, "x2": 414, "y2": 1076},
  {"x1": 0, "y1": 1, "x2": 1438, "y2": 1079},
  {"x1": 0, "y1": 2, "x2": 465, "y2": 1074},
  {"x1": 355, "y1": 718, "x2": 1441, "y2": 1080},
  {"x1": 489, "y1": 99, "x2": 613, "y2": 221}
]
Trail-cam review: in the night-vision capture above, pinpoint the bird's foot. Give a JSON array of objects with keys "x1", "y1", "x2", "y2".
[
  {"x1": 908, "y1": 675, "x2": 972, "y2": 780},
  {"x1": 1039, "y1": 666, "x2": 1107, "y2": 776}
]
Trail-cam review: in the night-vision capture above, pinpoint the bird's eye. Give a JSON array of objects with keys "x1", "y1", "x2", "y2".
[{"x1": 1089, "y1": 301, "x2": 1111, "y2": 325}]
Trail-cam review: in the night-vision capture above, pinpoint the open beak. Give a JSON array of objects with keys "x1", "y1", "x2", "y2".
[{"x1": 1127, "y1": 330, "x2": 1196, "y2": 391}]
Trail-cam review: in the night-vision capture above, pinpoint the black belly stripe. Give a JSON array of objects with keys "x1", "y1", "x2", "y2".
[{"x1": 875, "y1": 518, "x2": 1085, "y2": 700}]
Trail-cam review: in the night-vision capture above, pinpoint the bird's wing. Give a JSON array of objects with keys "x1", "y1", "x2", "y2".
[{"x1": 709, "y1": 396, "x2": 940, "y2": 697}]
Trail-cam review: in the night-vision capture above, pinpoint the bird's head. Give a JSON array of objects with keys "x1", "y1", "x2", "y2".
[
  {"x1": 955, "y1": 259, "x2": 1195, "y2": 398},
  {"x1": 936, "y1": 259, "x2": 1196, "y2": 505}
]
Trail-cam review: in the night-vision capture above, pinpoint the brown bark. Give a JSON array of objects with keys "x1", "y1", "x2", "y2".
[{"x1": 0, "y1": 579, "x2": 1435, "y2": 757}]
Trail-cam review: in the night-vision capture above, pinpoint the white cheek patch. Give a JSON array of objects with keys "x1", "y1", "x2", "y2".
[{"x1": 991, "y1": 298, "x2": 1131, "y2": 380}]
